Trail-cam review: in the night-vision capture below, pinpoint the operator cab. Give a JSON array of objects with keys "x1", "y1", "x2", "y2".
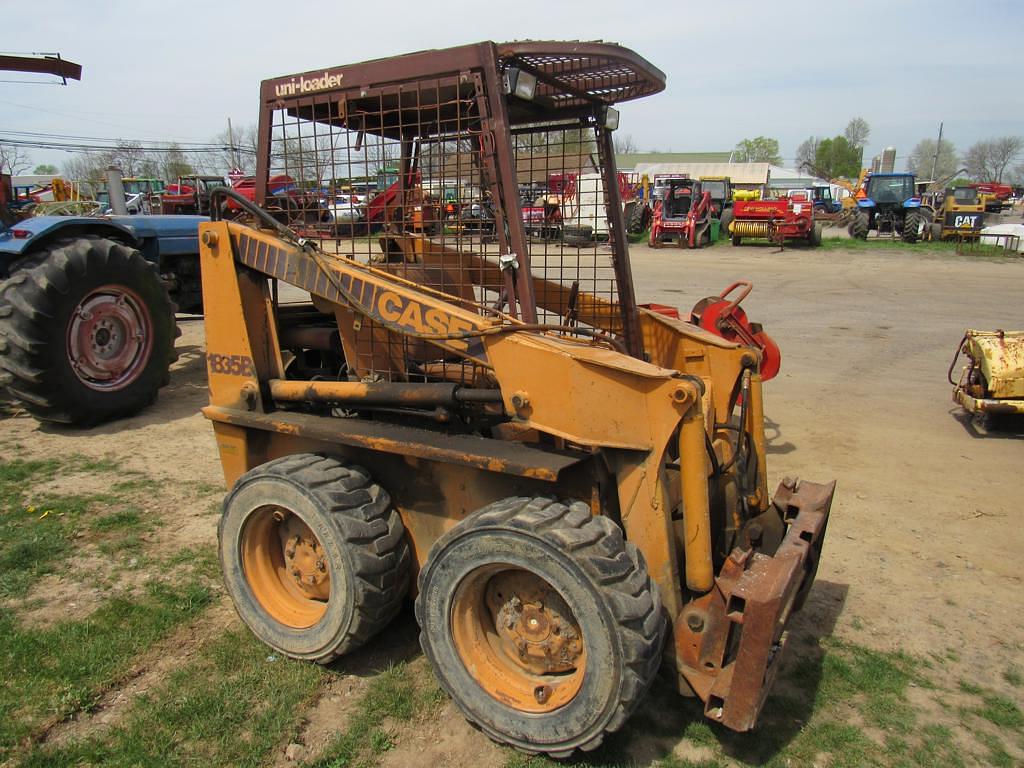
[
  {"x1": 866, "y1": 174, "x2": 916, "y2": 203},
  {"x1": 663, "y1": 179, "x2": 699, "y2": 217}
]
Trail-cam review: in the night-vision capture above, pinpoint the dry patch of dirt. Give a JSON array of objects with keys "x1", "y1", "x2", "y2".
[
  {"x1": 376, "y1": 699, "x2": 505, "y2": 768},
  {"x1": 269, "y1": 674, "x2": 370, "y2": 767}
]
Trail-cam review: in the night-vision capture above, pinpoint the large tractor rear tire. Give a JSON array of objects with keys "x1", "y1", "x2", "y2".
[
  {"x1": 416, "y1": 497, "x2": 664, "y2": 758},
  {"x1": 0, "y1": 236, "x2": 177, "y2": 425},
  {"x1": 901, "y1": 210, "x2": 925, "y2": 243},
  {"x1": 849, "y1": 211, "x2": 869, "y2": 239},
  {"x1": 219, "y1": 454, "x2": 410, "y2": 664}
]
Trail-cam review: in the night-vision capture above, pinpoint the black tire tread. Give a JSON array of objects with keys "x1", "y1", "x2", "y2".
[
  {"x1": 901, "y1": 210, "x2": 923, "y2": 243},
  {"x1": 416, "y1": 496, "x2": 664, "y2": 756},
  {"x1": 849, "y1": 211, "x2": 869, "y2": 239},
  {"x1": 0, "y1": 236, "x2": 178, "y2": 424},
  {"x1": 719, "y1": 208, "x2": 734, "y2": 240},
  {"x1": 224, "y1": 454, "x2": 410, "y2": 663}
]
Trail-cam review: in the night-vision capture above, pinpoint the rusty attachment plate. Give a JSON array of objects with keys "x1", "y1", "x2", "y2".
[{"x1": 673, "y1": 478, "x2": 836, "y2": 731}]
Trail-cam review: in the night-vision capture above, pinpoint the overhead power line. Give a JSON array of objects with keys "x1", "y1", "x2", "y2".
[{"x1": 0, "y1": 129, "x2": 236, "y2": 147}]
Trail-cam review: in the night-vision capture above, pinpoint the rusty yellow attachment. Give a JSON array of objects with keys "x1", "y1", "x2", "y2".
[
  {"x1": 966, "y1": 330, "x2": 1024, "y2": 399},
  {"x1": 732, "y1": 221, "x2": 773, "y2": 238}
]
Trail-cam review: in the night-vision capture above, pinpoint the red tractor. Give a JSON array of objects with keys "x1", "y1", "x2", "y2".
[
  {"x1": 649, "y1": 177, "x2": 713, "y2": 248},
  {"x1": 729, "y1": 191, "x2": 822, "y2": 247}
]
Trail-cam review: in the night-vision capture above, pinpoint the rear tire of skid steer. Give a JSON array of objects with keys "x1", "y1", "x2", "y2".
[
  {"x1": 220, "y1": 454, "x2": 410, "y2": 664},
  {"x1": 416, "y1": 497, "x2": 665, "y2": 758},
  {"x1": 0, "y1": 237, "x2": 177, "y2": 425},
  {"x1": 731, "y1": 235, "x2": 742, "y2": 246},
  {"x1": 930, "y1": 222, "x2": 943, "y2": 241}
]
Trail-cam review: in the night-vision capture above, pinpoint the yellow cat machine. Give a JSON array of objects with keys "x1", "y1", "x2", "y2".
[
  {"x1": 198, "y1": 40, "x2": 836, "y2": 758},
  {"x1": 949, "y1": 330, "x2": 1024, "y2": 423},
  {"x1": 929, "y1": 187, "x2": 985, "y2": 241}
]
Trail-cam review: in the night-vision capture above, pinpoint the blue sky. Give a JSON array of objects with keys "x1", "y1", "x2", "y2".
[{"x1": 3, "y1": 0, "x2": 1022, "y2": 172}]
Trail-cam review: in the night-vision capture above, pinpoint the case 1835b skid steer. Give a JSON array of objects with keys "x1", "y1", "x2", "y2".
[{"x1": 199, "y1": 41, "x2": 836, "y2": 757}]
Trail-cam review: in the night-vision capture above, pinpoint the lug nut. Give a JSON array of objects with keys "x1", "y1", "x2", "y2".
[{"x1": 534, "y1": 684, "x2": 552, "y2": 704}]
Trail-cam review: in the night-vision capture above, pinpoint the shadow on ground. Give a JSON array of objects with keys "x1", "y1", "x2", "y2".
[
  {"x1": 34, "y1": 344, "x2": 209, "y2": 438},
  {"x1": 949, "y1": 408, "x2": 1024, "y2": 440},
  {"x1": 326, "y1": 603, "x2": 423, "y2": 678},
  {"x1": 763, "y1": 415, "x2": 795, "y2": 455}
]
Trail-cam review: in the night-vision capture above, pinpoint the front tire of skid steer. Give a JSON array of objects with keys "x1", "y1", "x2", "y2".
[
  {"x1": 416, "y1": 497, "x2": 665, "y2": 758},
  {"x1": 219, "y1": 454, "x2": 410, "y2": 664}
]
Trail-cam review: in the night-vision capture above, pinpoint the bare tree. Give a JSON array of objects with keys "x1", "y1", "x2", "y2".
[
  {"x1": 843, "y1": 117, "x2": 870, "y2": 150},
  {"x1": 906, "y1": 138, "x2": 959, "y2": 181},
  {"x1": 964, "y1": 136, "x2": 1024, "y2": 182},
  {"x1": 614, "y1": 133, "x2": 638, "y2": 154},
  {"x1": 159, "y1": 143, "x2": 194, "y2": 181},
  {"x1": 62, "y1": 152, "x2": 108, "y2": 182},
  {"x1": 196, "y1": 124, "x2": 259, "y2": 175},
  {"x1": 988, "y1": 136, "x2": 1023, "y2": 182},
  {"x1": 795, "y1": 136, "x2": 819, "y2": 173},
  {"x1": 0, "y1": 143, "x2": 33, "y2": 175}
]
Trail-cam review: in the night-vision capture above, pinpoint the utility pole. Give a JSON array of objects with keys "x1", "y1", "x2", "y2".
[
  {"x1": 227, "y1": 118, "x2": 238, "y2": 170},
  {"x1": 929, "y1": 122, "x2": 943, "y2": 183}
]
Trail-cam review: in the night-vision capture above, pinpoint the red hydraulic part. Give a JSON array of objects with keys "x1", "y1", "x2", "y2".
[{"x1": 689, "y1": 281, "x2": 781, "y2": 381}]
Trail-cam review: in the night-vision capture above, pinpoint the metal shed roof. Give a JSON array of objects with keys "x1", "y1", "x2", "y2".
[{"x1": 630, "y1": 162, "x2": 771, "y2": 185}]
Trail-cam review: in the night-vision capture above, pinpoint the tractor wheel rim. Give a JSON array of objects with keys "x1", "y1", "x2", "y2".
[
  {"x1": 451, "y1": 566, "x2": 586, "y2": 713},
  {"x1": 66, "y1": 285, "x2": 153, "y2": 391},
  {"x1": 241, "y1": 506, "x2": 330, "y2": 628}
]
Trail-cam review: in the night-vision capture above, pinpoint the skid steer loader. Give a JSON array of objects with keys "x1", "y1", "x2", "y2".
[{"x1": 200, "y1": 41, "x2": 835, "y2": 758}]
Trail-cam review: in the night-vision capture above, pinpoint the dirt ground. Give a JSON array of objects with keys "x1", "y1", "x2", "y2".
[{"x1": 2, "y1": 239, "x2": 1022, "y2": 766}]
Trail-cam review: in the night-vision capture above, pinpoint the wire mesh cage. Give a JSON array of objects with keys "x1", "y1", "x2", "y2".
[{"x1": 250, "y1": 42, "x2": 662, "y2": 383}]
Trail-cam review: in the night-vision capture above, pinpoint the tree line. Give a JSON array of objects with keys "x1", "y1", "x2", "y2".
[{"x1": 0, "y1": 125, "x2": 259, "y2": 181}]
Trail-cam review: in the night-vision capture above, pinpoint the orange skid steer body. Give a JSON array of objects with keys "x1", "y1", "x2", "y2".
[{"x1": 199, "y1": 39, "x2": 835, "y2": 758}]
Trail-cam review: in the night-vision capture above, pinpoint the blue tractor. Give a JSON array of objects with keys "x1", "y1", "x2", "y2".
[
  {"x1": 0, "y1": 205, "x2": 206, "y2": 425},
  {"x1": 848, "y1": 172, "x2": 931, "y2": 243}
]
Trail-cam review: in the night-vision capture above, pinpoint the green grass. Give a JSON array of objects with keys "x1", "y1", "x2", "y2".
[
  {"x1": 20, "y1": 627, "x2": 322, "y2": 768},
  {"x1": 817, "y1": 234, "x2": 1015, "y2": 257},
  {"x1": 0, "y1": 578, "x2": 212, "y2": 761},
  {"x1": 975, "y1": 690, "x2": 1024, "y2": 730},
  {"x1": 1004, "y1": 666, "x2": 1023, "y2": 688},
  {"x1": 89, "y1": 508, "x2": 144, "y2": 532},
  {"x1": 976, "y1": 732, "x2": 1015, "y2": 767},
  {"x1": 0, "y1": 491, "x2": 110, "y2": 598}
]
